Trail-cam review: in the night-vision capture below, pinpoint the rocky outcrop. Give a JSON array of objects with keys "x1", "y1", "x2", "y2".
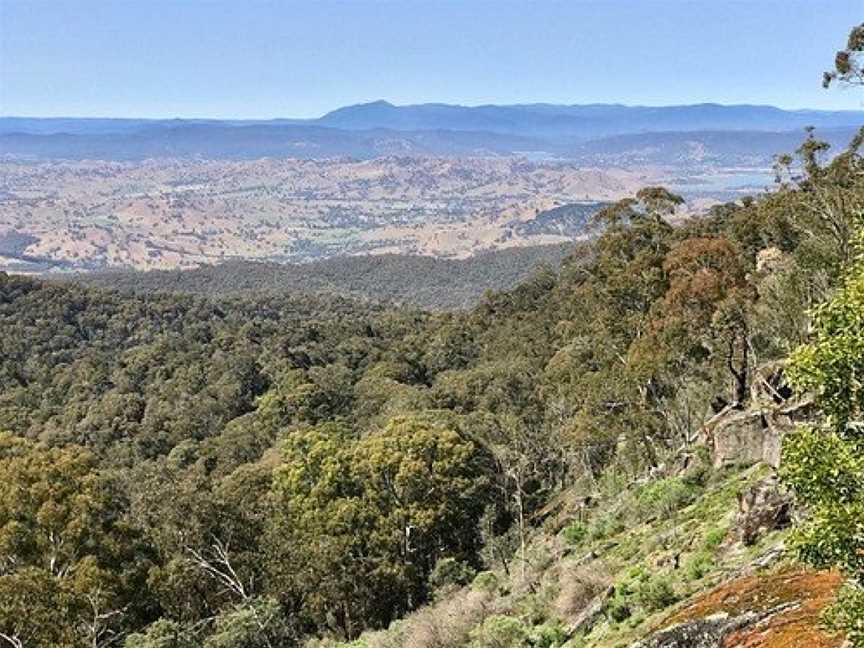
[
  {"x1": 564, "y1": 585, "x2": 614, "y2": 638},
  {"x1": 641, "y1": 568, "x2": 844, "y2": 648},
  {"x1": 629, "y1": 604, "x2": 797, "y2": 648},
  {"x1": 703, "y1": 407, "x2": 781, "y2": 467},
  {"x1": 702, "y1": 361, "x2": 811, "y2": 469},
  {"x1": 734, "y1": 475, "x2": 792, "y2": 545}
]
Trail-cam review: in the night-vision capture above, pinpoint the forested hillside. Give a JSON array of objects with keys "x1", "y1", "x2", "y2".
[
  {"x1": 63, "y1": 243, "x2": 580, "y2": 309},
  {"x1": 2, "y1": 112, "x2": 863, "y2": 647}
]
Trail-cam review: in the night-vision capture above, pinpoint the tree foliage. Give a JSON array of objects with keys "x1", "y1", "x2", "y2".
[
  {"x1": 824, "y1": 23, "x2": 864, "y2": 88},
  {"x1": 782, "y1": 211, "x2": 864, "y2": 644}
]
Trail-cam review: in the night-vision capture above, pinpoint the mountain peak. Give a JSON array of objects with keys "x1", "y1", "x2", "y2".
[{"x1": 320, "y1": 100, "x2": 397, "y2": 118}]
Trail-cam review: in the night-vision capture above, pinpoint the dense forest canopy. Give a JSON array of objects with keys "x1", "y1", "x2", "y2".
[{"x1": 60, "y1": 242, "x2": 582, "y2": 311}]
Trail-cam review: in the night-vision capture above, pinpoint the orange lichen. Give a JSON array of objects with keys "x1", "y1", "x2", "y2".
[{"x1": 662, "y1": 568, "x2": 844, "y2": 648}]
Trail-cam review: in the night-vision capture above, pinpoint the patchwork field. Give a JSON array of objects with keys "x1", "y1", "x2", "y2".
[{"x1": 0, "y1": 156, "x2": 748, "y2": 272}]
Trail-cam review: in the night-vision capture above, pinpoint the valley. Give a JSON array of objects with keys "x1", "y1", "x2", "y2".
[
  {"x1": 0, "y1": 155, "x2": 778, "y2": 273},
  {"x1": 4, "y1": 102, "x2": 857, "y2": 274},
  {"x1": 0, "y1": 157, "x2": 646, "y2": 271}
]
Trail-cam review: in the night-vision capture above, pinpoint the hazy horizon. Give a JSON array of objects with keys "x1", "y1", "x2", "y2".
[{"x1": 4, "y1": 97, "x2": 864, "y2": 122}]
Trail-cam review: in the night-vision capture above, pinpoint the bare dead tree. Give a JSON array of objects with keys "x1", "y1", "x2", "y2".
[
  {"x1": 0, "y1": 633, "x2": 23, "y2": 648},
  {"x1": 80, "y1": 593, "x2": 127, "y2": 648},
  {"x1": 185, "y1": 536, "x2": 276, "y2": 648},
  {"x1": 185, "y1": 536, "x2": 251, "y2": 602}
]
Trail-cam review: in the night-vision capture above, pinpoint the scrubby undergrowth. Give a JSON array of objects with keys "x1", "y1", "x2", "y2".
[{"x1": 316, "y1": 456, "x2": 829, "y2": 648}]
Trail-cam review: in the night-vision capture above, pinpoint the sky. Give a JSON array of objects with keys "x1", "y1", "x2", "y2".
[{"x1": 1, "y1": 0, "x2": 862, "y2": 119}]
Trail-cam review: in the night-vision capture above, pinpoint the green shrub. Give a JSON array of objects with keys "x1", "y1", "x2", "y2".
[
  {"x1": 626, "y1": 611, "x2": 647, "y2": 629},
  {"x1": 636, "y1": 576, "x2": 678, "y2": 611},
  {"x1": 682, "y1": 446, "x2": 713, "y2": 486},
  {"x1": 124, "y1": 619, "x2": 196, "y2": 648},
  {"x1": 562, "y1": 521, "x2": 588, "y2": 546},
  {"x1": 527, "y1": 542, "x2": 556, "y2": 573},
  {"x1": 203, "y1": 598, "x2": 292, "y2": 648},
  {"x1": 684, "y1": 550, "x2": 714, "y2": 581},
  {"x1": 636, "y1": 477, "x2": 701, "y2": 519},
  {"x1": 468, "y1": 615, "x2": 529, "y2": 648},
  {"x1": 529, "y1": 622, "x2": 568, "y2": 648},
  {"x1": 520, "y1": 581, "x2": 559, "y2": 625},
  {"x1": 823, "y1": 583, "x2": 864, "y2": 647},
  {"x1": 607, "y1": 596, "x2": 632, "y2": 623},
  {"x1": 606, "y1": 570, "x2": 638, "y2": 623},
  {"x1": 308, "y1": 641, "x2": 368, "y2": 648},
  {"x1": 703, "y1": 526, "x2": 727, "y2": 550},
  {"x1": 429, "y1": 557, "x2": 476, "y2": 592},
  {"x1": 472, "y1": 570, "x2": 500, "y2": 594},
  {"x1": 588, "y1": 513, "x2": 626, "y2": 541},
  {"x1": 607, "y1": 569, "x2": 679, "y2": 623}
]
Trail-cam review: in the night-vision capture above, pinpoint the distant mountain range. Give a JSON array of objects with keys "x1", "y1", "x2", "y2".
[
  {"x1": 316, "y1": 100, "x2": 864, "y2": 137},
  {"x1": 1, "y1": 101, "x2": 861, "y2": 162},
  {"x1": 0, "y1": 125, "x2": 550, "y2": 161}
]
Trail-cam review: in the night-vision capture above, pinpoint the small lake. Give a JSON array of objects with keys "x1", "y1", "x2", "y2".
[{"x1": 669, "y1": 170, "x2": 777, "y2": 196}]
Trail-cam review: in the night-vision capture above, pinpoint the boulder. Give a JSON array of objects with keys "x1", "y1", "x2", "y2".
[
  {"x1": 702, "y1": 362, "x2": 810, "y2": 469},
  {"x1": 564, "y1": 585, "x2": 614, "y2": 638},
  {"x1": 704, "y1": 407, "x2": 776, "y2": 468},
  {"x1": 735, "y1": 475, "x2": 792, "y2": 546},
  {"x1": 628, "y1": 613, "x2": 736, "y2": 648},
  {"x1": 629, "y1": 603, "x2": 797, "y2": 648}
]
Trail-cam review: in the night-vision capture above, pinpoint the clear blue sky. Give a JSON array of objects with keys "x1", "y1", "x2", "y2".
[{"x1": 1, "y1": 0, "x2": 862, "y2": 119}]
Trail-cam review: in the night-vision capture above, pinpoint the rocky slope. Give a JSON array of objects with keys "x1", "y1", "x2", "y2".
[{"x1": 321, "y1": 389, "x2": 836, "y2": 648}]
